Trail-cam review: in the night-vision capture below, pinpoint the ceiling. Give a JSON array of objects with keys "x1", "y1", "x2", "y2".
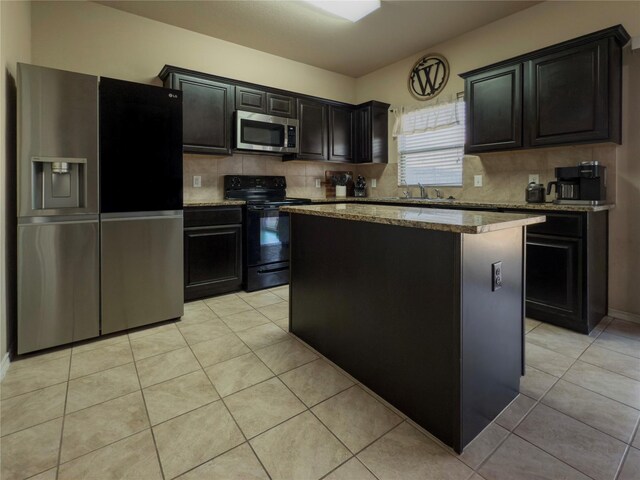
[{"x1": 97, "y1": 0, "x2": 540, "y2": 78}]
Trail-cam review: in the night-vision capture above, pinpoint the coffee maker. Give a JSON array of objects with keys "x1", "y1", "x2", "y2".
[{"x1": 546, "y1": 161, "x2": 606, "y2": 205}]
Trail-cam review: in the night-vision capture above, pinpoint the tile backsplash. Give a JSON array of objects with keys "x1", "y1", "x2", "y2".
[{"x1": 184, "y1": 144, "x2": 617, "y2": 204}]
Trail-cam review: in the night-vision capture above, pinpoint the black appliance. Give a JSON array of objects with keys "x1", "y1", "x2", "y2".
[
  {"x1": 99, "y1": 77, "x2": 184, "y2": 334},
  {"x1": 224, "y1": 175, "x2": 310, "y2": 291},
  {"x1": 525, "y1": 182, "x2": 546, "y2": 203},
  {"x1": 546, "y1": 161, "x2": 607, "y2": 205}
]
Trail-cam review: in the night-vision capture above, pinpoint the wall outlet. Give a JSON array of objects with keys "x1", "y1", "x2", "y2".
[
  {"x1": 474, "y1": 175, "x2": 483, "y2": 187},
  {"x1": 371, "y1": 178, "x2": 377, "y2": 188},
  {"x1": 492, "y1": 261, "x2": 503, "y2": 291},
  {"x1": 528, "y1": 174, "x2": 540, "y2": 184},
  {"x1": 193, "y1": 175, "x2": 202, "y2": 188},
  {"x1": 315, "y1": 178, "x2": 321, "y2": 188}
]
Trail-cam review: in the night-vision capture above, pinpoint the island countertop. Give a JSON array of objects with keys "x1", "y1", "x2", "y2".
[{"x1": 282, "y1": 203, "x2": 546, "y2": 234}]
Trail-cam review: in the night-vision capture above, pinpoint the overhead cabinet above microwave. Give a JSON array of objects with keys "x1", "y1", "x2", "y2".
[
  {"x1": 460, "y1": 25, "x2": 630, "y2": 154},
  {"x1": 158, "y1": 65, "x2": 389, "y2": 163}
]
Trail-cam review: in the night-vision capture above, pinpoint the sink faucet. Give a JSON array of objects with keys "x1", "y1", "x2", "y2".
[
  {"x1": 434, "y1": 188, "x2": 443, "y2": 199},
  {"x1": 418, "y1": 183, "x2": 428, "y2": 199}
]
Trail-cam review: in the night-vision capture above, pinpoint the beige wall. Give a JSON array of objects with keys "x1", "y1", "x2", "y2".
[
  {"x1": 356, "y1": 0, "x2": 640, "y2": 317},
  {"x1": 31, "y1": 1, "x2": 356, "y2": 103},
  {"x1": 1, "y1": 0, "x2": 31, "y2": 367}
]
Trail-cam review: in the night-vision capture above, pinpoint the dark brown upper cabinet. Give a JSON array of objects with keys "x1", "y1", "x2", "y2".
[
  {"x1": 162, "y1": 72, "x2": 234, "y2": 155},
  {"x1": 267, "y1": 93, "x2": 296, "y2": 118},
  {"x1": 328, "y1": 105, "x2": 353, "y2": 162},
  {"x1": 296, "y1": 99, "x2": 328, "y2": 161},
  {"x1": 460, "y1": 25, "x2": 629, "y2": 154},
  {"x1": 464, "y1": 64, "x2": 522, "y2": 153},
  {"x1": 235, "y1": 86, "x2": 266, "y2": 114},
  {"x1": 354, "y1": 101, "x2": 390, "y2": 163}
]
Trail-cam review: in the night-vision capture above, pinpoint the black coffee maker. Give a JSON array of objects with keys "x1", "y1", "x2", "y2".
[{"x1": 546, "y1": 161, "x2": 607, "y2": 205}]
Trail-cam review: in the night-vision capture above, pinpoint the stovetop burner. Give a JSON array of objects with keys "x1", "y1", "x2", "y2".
[{"x1": 224, "y1": 175, "x2": 311, "y2": 205}]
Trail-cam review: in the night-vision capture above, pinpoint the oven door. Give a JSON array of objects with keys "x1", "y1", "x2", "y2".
[
  {"x1": 246, "y1": 205, "x2": 290, "y2": 267},
  {"x1": 235, "y1": 111, "x2": 297, "y2": 153}
]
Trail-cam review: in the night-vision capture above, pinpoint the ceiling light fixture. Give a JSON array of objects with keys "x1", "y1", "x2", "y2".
[{"x1": 304, "y1": 0, "x2": 381, "y2": 23}]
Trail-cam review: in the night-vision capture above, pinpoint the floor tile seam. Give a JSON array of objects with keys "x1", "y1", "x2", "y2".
[
  {"x1": 558, "y1": 366, "x2": 640, "y2": 411},
  {"x1": 126, "y1": 335, "x2": 168, "y2": 480},
  {"x1": 509, "y1": 430, "x2": 600, "y2": 480},
  {"x1": 208, "y1": 367, "x2": 277, "y2": 399},
  {"x1": 71, "y1": 336, "x2": 130, "y2": 354},
  {"x1": 64, "y1": 384, "x2": 145, "y2": 417},
  {"x1": 55, "y1": 346, "x2": 74, "y2": 480},
  {"x1": 0, "y1": 412, "x2": 67, "y2": 439},
  {"x1": 177, "y1": 324, "x2": 274, "y2": 480},
  {"x1": 131, "y1": 343, "x2": 194, "y2": 367},
  {"x1": 588, "y1": 340, "x2": 640, "y2": 360},
  {"x1": 573, "y1": 354, "x2": 640, "y2": 383},
  {"x1": 316, "y1": 455, "x2": 358, "y2": 480},
  {"x1": 601, "y1": 326, "x2": 640, "y2": 344},
  {"x1": 523, "y1": 360, "x2": 565, "y2": 378},
  {"x1": 277, "y1": 374, "x2": 354, "y2": 409},
  {"x1": 182, "y1": 330, "x2": 246, "y2": 348},
  {"x1": 65, "y1": 360, "x2": 138, "y2": 386},
  {"x1": 0, "y1": 377, "x2": 70, "y2": 403},
  {"x1": 614, "y1": 444, "x2": 634, "y2": 480},
  {"x1": 242, "y1": 332, "x2": 297, "y2": 354},
  {"x1": 5, "y1": 351, "x2": 72, "y2": 373},
  {"x1": 537, "y1": 394, "x2": 637, "y2": 444},
  {"x1": 525, "y1": 338, "x2": 591, "y2": 359}
]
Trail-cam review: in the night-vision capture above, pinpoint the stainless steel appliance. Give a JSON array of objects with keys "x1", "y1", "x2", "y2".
[
  {"x1": 525, "y1": 182, "x2": 546, "y2": 203},
  {"x1": 99, "y1": 77, "x2": 184, "y2": 334},
  {"x1": 546, "y1": 161, "x2": 607, "y2": 205},
  {"x1": 17, "y1": 64, "x2": 100, "y2": 354},
  {"x1": 17, "y1": 64, "x2": 184, "y2": 354},
  {"x1": 224, "y1": 175, "x2": 310, "y2": 291},
  {"x1": 235, "y1": 111, "x2": 298, "y2": 154}
]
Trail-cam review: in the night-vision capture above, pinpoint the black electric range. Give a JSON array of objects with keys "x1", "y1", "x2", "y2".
[{"x1": 224, "y1": 175, "x2": 311, "y2": 291}]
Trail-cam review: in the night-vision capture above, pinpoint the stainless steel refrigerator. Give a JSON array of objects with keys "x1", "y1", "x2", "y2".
[
  {"x1": 17, "y1": 64, "x2": 100, "y2": 354},
  {"x1": 17, "y1": 65, "x2": 184, "y2": 354}
]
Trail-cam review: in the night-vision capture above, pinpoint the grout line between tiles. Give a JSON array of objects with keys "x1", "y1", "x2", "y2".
[
  {"x1": 126, "y1": 334, "x2": 167, "y2": 480},
  {"x1": 54, "y1": 344, "x2": 73, "y2": 480}
]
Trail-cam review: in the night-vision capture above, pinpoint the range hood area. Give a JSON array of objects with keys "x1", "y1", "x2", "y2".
[{"x1": 16, "y1": 64, "x2": 185, "y2": 354}]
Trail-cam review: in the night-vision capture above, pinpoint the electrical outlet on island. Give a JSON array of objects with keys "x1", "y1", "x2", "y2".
[{"x1": 474, "y1": 175, "x2": 483, "y2": 187}]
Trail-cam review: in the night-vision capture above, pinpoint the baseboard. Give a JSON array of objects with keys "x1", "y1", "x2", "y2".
[
  {"x1": 608, "y1": 308, "x2": 640, "y2": 324},
  {"x1": 0, "y1": 352, "x2": 10, "y2": 382}
]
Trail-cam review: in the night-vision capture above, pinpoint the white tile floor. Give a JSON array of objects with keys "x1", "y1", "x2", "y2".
[{"x1": 1, "y1": 286, "x2": 639, "y2": 480}]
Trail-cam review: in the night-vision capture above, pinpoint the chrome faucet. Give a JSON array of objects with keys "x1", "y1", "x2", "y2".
[
  {"x1": 418, "y1": 183, "x2": 428, "y2": 199},
  {"x1": 434, "y1": 188, "x2": 443, "y2": 199}
]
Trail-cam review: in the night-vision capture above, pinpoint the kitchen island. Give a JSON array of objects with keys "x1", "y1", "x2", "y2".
[{"x1": 282, "y1": 203, "x2": 545, "y2": 453}]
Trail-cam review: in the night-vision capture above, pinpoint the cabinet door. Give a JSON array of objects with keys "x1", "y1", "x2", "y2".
[
  {"x1": 297, "y1": 99, "x2": 328, "y2": 161},
  {"x1": 354, "y1": 106, "x2": 371, "y2": 163},
  {"x1": 236, "y1": 86, "x2": 266, "y2": 114},
  {"x1": 184, "y1": 225, "x2": 242, "y2": 300},
  {"x1": 328, "y1": 106, "x2": 353, "y2": 162},
  {"x1": 526, "y1": 234, "x2": 582, "y2": 331},
  {"x1": 525, "y1": 40, "x2": 609, "y2": 147},
  {"x1": 465, "y1": 64, "x2": 522, "y2": 153},
  {"x1": 267, "y1": 93, "x2": 296, "y2": 118},
  {"x1": 170, "y1": 74, "x2": 234, "y2": 155}
]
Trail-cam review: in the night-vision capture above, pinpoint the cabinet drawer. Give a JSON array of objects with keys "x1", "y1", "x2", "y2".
[
  {"x1": 526, "y1": 213, "x2": 582, "y2": 238},
  {"x1": 185, "y1": 207, "x2": 242, "y2": 227}
]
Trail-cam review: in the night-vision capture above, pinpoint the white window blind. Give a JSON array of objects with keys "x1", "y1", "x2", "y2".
[{"x1": 398, "y1": 101, "x2": 465, "y2": 186}]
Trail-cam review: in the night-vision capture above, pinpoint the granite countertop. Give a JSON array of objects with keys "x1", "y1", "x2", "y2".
[
  {"x1": 184, "y1": 200, "x2": 246, "y2": 207},
  {"x1": 309, "y1": 197, "x2": 614, "y2": 212},
  {"x1": 282, "y1": 203, "x2": 546, "y2": 234}
]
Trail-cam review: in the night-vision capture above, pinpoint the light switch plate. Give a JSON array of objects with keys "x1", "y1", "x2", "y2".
[
  {"x1": 371, "y1": 179, "x2": 377, "y2": 188},
  {"x1": 193, "y1": 175, "x2": 202, "y2": 188},
  {"x1": 474, "y1": 175, "x2": 483, "y2": 187},
  {"x1": 529, "y1": 174, "x2": 540, "y2": 184},
  {"x1": 315, "y1": 178, "x2": 321, "y2": 188}
]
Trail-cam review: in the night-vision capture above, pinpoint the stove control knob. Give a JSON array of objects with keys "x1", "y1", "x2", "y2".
[{"x1": 230, "y1": 176, "x2": 241, "y2": 188}]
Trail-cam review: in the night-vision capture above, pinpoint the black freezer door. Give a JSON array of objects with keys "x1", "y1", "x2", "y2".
[{"x1": 99, "y1": 77, "x2": 183, "y2": 213}]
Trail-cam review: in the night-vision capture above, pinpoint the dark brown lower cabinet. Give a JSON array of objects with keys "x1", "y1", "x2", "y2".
[{"x1": 184, "y1": 207, "x2": 242, "y2": 301}]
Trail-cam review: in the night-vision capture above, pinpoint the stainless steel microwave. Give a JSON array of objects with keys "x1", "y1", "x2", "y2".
[{"x1": 235, "y1": 110, "x2": 299, "y2": 154}]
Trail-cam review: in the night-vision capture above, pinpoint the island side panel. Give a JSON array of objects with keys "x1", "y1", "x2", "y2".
[
  {"x1": 289, "y1": 213, "x2": 462, "y2": 450},
  {"x1": 460, "y1": 228, "x2": 523, "y2": 449}
]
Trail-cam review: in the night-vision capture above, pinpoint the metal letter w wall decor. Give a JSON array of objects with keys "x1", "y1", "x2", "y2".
[{"x1": 408, "y1": 54, "x2": 450, "y2": 101}]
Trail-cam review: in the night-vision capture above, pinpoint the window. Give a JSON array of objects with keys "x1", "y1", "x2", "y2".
[{"x1": 397, "y1": 100, "x2": 465, "y2": 186}]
